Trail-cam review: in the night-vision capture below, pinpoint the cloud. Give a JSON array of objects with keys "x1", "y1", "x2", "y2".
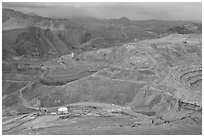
[
  {"x1": 3, "y1": 2, "x2": 50, "y2": 8},
  {"x1": 2, "y1": 2, "x2": 116, "y2": 9},
  {"x1": 2, "y1": 2, "x2": 202, "y2": 20}
]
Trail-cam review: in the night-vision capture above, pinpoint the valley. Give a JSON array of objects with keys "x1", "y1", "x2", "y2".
[{"x1": 2, "y1": 8, "x2": 202, "y2": 135}]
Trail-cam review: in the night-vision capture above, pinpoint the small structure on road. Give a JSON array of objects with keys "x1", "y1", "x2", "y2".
[
  {"x1": 50, "y1": 112, "x2": 57, "y2": 115},
  {"x1": 58, "y1": 107, "x2": 68, "y2": 114}
]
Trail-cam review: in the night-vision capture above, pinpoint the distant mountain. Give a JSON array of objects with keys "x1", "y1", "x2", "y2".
[
  {"x1": 28, "y1": 12, "x2": 39, "y2": 17},
  {"x1": 118, "y1": 16, "x2": 130, "y2": 23}
]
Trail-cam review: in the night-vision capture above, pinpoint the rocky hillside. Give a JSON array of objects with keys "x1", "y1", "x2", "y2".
[
  {"x1": 167, "y1": 23, "x2": 202, "y2": 34},
  {"x1": 3, "y1": 27, "x2": 92, "y2": 58},
  {"x1": 3, "y1": 8, "x2": 40, "y2": 30},
  {"x1": 2, "y1": 8, "x2": 69, "y2": 30},
  {"x1": 2, "y1": 8, "x2": 202, "y2": 60},
  {"x1": 2, "y1": 9, "x2": 93, "y2": 59}
]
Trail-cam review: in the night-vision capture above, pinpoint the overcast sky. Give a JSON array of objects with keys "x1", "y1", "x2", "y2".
[{"x1": 2, "y1": 2, "x2": 202, "y2": 20}]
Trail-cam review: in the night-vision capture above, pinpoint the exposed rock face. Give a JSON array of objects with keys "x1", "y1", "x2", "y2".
[
  {"x1": 56, "y1": 25, "x2": 91, "y2": 48},
  {"x1": 15, "y1": 27, "x2": 53, "y2": 57},
  {"x1": 4, "y1": 26, "x2": 92, "y2": 58}
]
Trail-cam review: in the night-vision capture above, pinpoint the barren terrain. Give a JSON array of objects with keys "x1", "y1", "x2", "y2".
[{"x1": 2, "y1": 8, "x2": 202, "y2": 135}]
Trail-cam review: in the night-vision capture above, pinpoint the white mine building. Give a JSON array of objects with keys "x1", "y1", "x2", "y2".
[{"x1": 58, "y1": 107, "x2": 68, "y2": 114}]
